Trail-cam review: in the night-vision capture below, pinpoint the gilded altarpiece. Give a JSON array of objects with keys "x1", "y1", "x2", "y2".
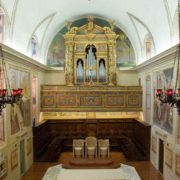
[
  {"x1": 42, "y1": 18, "x2": 142, "y2": 112},
  {"x1": 64, "y1": 18, "x2": 118, "y2": 86}
]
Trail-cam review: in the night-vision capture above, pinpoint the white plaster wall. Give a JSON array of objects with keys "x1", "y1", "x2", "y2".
[
  {"x1": 137, "y1": 44, "x2": 180, "y2": 180},
  {"x1": 44, "y1": 71, "x2": 65, "y2": 85},
  {"x1": 116, "y1": 69, "x2": 139, "y2": 86},
  {"x1": 0, "y1": 44, "x2": 47, "y2": 180}
]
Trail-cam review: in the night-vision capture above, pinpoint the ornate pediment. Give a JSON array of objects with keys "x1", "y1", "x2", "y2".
[
  {"x1": 66, "y1": 17, "x2": 116, "y2": 36},
  {"x1": 64, "y1": 16, "x2": 118, "y2": 86}
]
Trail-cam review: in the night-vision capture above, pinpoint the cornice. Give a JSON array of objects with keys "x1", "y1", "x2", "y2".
[{"x1": 135, "y1": 44, "x2": 178, "y2": 72}]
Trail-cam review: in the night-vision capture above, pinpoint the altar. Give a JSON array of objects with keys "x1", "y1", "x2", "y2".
[{"x1": 42, "y1": 164, "x2": 141, "y2": 180}]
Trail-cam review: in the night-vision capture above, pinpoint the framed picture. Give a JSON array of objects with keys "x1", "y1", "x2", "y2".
[
  {"x1": 152, "y1": 136, "x2": 157, "y2": 153},
  {"x1": 11, "y1": 147, "x2": 18, "y2": 170},
  {"x1": 165, "y1": 147, "x2": 173, "y2": 168},
  {"x1": 26, "y1": 137, "x2": 32, "y2": 155},
  {"x1": 176, "y1": 154, "x2": 180, "y2": 177}
]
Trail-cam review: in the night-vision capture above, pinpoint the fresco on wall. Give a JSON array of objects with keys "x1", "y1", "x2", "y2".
[
  {"x1": 116, "y1": 34, "x2": 136, "y2": 67},
  {"x1": 47, "y1": 33, "x2": 65, "y2": 67},
  {"x1": 9, "y1": 68, "x2": 31, "y2": 135},
  {"x1": 47, "y1": 17, "x2": 136, "y2": 68},
  {"x1": 153, "y1": 68, "x2": 173, "y2": 133},
  {"x1": 10, "y1": 104, "x2": 21, "y2": 135}
]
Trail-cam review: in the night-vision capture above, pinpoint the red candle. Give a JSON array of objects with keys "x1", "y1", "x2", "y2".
[
  {"x1": 12, "y1": 89, "x2": 18, "y2": 96},
  {"x1": 17, "y1": 88, "x2": 23, "y2": 95},
  {"x1": 166, "y1": 89, "x2": 173, "y2": 96},
  {"x1": 2, "y1": 89, "x2": 7, "y2": 96},
  {"x1": 156, "y1": 89, "x2": 162, "y2": 96}
]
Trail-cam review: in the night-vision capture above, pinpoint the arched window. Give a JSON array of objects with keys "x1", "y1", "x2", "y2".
[
  {"x1": 0, "y1": 8, "x2": 5, "y2": 43},
  {"x1": 31, "y1": 35, "x2": 38, "y2": 59}
]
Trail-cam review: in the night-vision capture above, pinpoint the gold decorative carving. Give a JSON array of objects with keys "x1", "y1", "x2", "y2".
[
  {"x1": 41, "y1": 85, "x2": 142, "y2": 112},
  {"x1": 64, "y1": 17, "x2": 118, "y2": 85}
]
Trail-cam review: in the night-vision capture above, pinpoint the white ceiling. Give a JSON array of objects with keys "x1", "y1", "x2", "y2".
[{"x1": 1, "y1": 0, "x2": 179, "y2": 64}]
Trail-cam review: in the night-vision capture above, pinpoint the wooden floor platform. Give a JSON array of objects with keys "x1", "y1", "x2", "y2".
[{"x1": 63, "y1": 157, "x2": 120, "y2": 169}]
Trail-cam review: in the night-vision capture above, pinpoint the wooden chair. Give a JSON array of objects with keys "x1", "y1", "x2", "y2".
[
  {"x1": 85, "y1": 137, "x2": 97, "y2": 158},
  {"x1": 98, "y1": 139, "x2": 110, "y2": 158},
  {"x1": 73, "y1": 139, "x2": 84, "y2": 158}
]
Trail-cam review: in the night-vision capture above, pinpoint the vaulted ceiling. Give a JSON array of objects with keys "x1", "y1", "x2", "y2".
[{"x1": 1, "y1": 0, "x2": 179, "y2": 65}]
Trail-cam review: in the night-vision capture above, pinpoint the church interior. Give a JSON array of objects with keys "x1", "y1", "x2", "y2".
[{"x1": 0, "y1": 0, "x2": 180, "y2": 179}]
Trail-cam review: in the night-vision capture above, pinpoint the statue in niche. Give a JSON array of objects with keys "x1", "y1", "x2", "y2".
[{"x1": 87, "y1": 16, "x2": 94, "y2": 32}]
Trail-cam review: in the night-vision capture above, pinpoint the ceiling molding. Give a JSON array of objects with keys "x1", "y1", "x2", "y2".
[
  {"x1": 127, "y1": 12, "x2": 156, "y2": 55},
  {"x1": 135, "y1": 44, "x2": 177, "y2": 73},
  {"x1": 10, "y1": 0, "x2": 19, "y2": 41}
]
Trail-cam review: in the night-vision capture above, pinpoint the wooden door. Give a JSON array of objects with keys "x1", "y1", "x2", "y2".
[
  {"x1": 158, "y1": 139, "x2": 164, "y2": 175},
  {"x1": 20, "y1": 139, "x2": 26, "y2": 175}
]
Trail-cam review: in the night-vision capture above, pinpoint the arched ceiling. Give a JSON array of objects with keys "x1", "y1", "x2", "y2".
[{"x1": 1, "y1": 0, "x2": 179, "y2": 65}]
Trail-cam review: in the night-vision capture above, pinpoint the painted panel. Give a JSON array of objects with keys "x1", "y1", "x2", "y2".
[
  {"x1": 10, "y1": 105, "x2": 21, "y2": 135},
  {"x1": 41, "y1": 85, "x2": 142, "y2": 111},
  {"x1": 176, "y1": 154, "x2": 180, "y2": 177},
  {"x1": 80, "y1": 95, "x2": 103, "y2": 107},
  {"x1": 165, "y1": 147, "x2": 173, "y2": 168},
  {"x1": 153, "y1": 68, "x2": 173, "y2": 133},
  {"x1": 127, "y1": 94, "x2": 141, "y2": 107},
  {"x1": 106, "y1": 95, "x2": 125, "y2": 107},
  {"x1": 9, "y1": 68, "x2": 31, "y2": 133},
  {"x1": 11, "y1": 147, "x2": 18, "y2": 170},
  {"x1": 57, "y1": 93, "x2": 77, "y2": 107},
  {"x1": 151, "y1": 136, "x2": 157, "y2": 153},
  {"x1": 42, "y1": 94, "x2": 56, "y2": 108}
]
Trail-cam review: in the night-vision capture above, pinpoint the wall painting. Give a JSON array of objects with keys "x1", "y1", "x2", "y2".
[
  {"x1": 151, "y1": 136, "x2": 157, "y2": 153},
  {"x1": 176, "y1": 154, "x2": 180, "y2": 177},
  {"x1": 11, "y1": 147, "x2": 18, "y2": 170},
  {"x1": 47, "y1": 17, "x2": 136, "y2": 68},
  {"x1": 9, "y1": 68, "x2": 31, "y2": 135},
  {"x1": 165, "y1": 147, "x2": 173, "y2": 168},
  {"x1": 153, "y1": 68, "x2": 173, "y2": 133}
]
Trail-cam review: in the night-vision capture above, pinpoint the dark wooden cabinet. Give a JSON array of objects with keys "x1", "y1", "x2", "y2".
[{"x1": 33, "y1": 119, "x2": 151, "y2": 162}]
